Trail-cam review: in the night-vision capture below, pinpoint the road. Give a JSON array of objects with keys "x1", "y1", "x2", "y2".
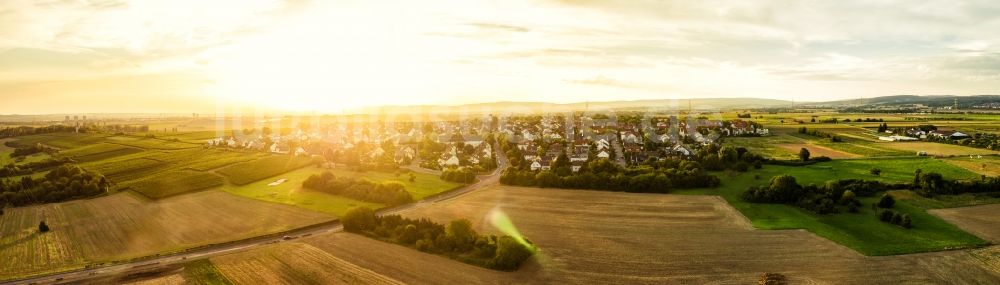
[{"x1": 2, "y1": 143, "x2": 508, "y2": 285}]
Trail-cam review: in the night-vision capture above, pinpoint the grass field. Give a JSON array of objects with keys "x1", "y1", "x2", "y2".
[
  {"x1": 942, "y1": 155, "x2": 1000, "y2": 177},
  {"x1": 59, "y1": 143, "x2": 144, "y2": 162},
  {"x1": 673, "y1": 157, "x2": 987, "y2": 256},
  {"x1": 217, "y1": 155, "x2": 316, "y2": 185},
  {"x1": 880, "y1": 142, "x2": 1000, "y2": 156},
  {"x1": 247, "y1": 185, "x2": 1000, "y2": 284},
  {"x1": 220, "y1": 166, "x2": 459, "y2": 216},
  {"x1": 776, "y1": 143, "x2": 860, "y2": 158},
  {"x1": 124, "y1": 170, "x2": 226, "y2": 199},
  {"x1": 0, "y1": 191, "x2": 333, "y2": 280}
]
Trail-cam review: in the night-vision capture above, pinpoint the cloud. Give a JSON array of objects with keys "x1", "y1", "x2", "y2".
[{"x1": 466, "y1": 22, "x2": 531, "y2": 33}]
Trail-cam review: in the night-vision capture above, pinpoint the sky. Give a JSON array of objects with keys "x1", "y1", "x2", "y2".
[{"x1": 1, "y1": 0, "x2": 998, "y2": 114}]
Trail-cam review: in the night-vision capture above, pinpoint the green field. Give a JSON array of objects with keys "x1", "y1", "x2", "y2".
[
  {"x1": 217, "y1": 155, "x2": 316, "y2": 185},
  {"x1": 183, "y1": 259, "x2": 234, "y2": 285},
  {"x1": 675, "y1": 157, "x2": 988, "y2": 255},
  {"x1": 220, "y1": 167, "x2": 385, "y2": 217},
  {"x1": 124, "y1": 170, "x2": 226, "y2": 199},
  {"x1": 221, "y1": 167, "x2": 461, "y2": 216}
]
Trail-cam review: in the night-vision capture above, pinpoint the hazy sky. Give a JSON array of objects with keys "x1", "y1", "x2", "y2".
[{"x1": 1, "y1": 0, "x2": 998, "y2": 114}]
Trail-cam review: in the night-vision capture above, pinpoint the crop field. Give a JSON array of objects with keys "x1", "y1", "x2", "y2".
[
  {"x1": 930, "y1": 204, "x2": 1000, "y2": 243},
  {"x1": 880, "y1": 142, "x2": 1000, "y2": 156},
  {"x1": 323, "y1": 168, "x2": 462, "y2": 200},
  {"x1": 211, "y1": 242, "x2": 402, "y2": 284},
  {"x1": 6, "y1": 133, "x2": 111, "y2": 149},
  {"x1": 59, "y1": 143, "x2": 145, "y2": 162},
  {"x1": 124, "y1": 170, "x2": 225, "y2": 199},
  {"x1": 184, "y1": 152, "x2": 265, "y2": 171},
  {"x1": 217, "y1": 155, "x2": 315, "y2": 185},
  {"x1": 87, "y1": 157, "x2": 173, "y2": 183},
  {"x1": 0, "y1": 191, "x2": 333, "y2": 280},
  {"x1": 258, "y1": 185, "x2": 1000, "y2": 284},
  {"x1": 942, "y1": 155, "x2": 1000, "y2": 177},
  {"x1": 103, "y1": 135, "x2": 201, "y2": 150},
  {"x1": 776, "y1": 143, "x2": 860, "y2": 158}
]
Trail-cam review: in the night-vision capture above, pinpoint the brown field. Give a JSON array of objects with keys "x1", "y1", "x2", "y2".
[
  {"x1": 943, "y1": 156, "x2": 1000, "y2": 177},
  {"x1": 0, "y1": 191, "x2": 333, "y2": 280},
  {"x1": 217, "y1": 186, "x2": 1000, "y2": 284},
  {"x1": 931, "y1": 204, "x2": 1000, "y2": 243},
  {"x1": 776, "y1": 143, "x2": 861, "y2": 158},
  {"x1": 880, "y1": 142, "x2": 1000, "y2": 156},
  {"x1": 212, "y1": 243, "x2": 401, "y2": 285}
]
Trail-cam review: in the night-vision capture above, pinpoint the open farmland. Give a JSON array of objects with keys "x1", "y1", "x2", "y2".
[
  {"x1": 225, "y1": 185, "x2": 1000, "y2": 284},
  {"x1": 931, "y1": 204, "x2": 1000, "y2": 243},
  {"x1": 943, "y1": 155, "x2": 1000, "y2": 177},
  {"x1": 59, "y1": 143, "x2": 144, "y2": 162},
  {"x1": 673, "y1": 157, "x2": 986, "y2": 255},
  {"x1": 211, "y1": 243, "x2": 402, "y2": 284},
  {"x1": 776, "y1": 143, "x2": 860, "y2": 158},
  {"x1": 220, "y1": 166, "x2": 458, "y2": 217},
  {"x1": 5, "y1": 133, "x2": 111, "y2": 149},
  {"x1": 0, "y1": 191, "x2": 332, "y2": 280},
  {"x1": 124, "y1": 170, "x2": 225, "y2": 199},
  {"x1": 880, "y1": 142, "x2": 1000, "y2": 156},
  {"x1": 217, "y1": 155, "x2": 315, "y2": 185}
]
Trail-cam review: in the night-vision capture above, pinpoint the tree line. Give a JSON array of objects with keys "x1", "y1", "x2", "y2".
[
  {"x1": 0, "y1": 164, "x2": 109, "y2": 207},
  {"x1": 8, "y1": 143, "x2": 57, "y2": 158},
  {"x1": 501, "y1": 158, "x2": 720, "y2": 193},
  {"x1": 913, "y1": 169, "x2": 1000, "y2": 196},
  {"x1": 341, "y1": 207, "x2": 535, "y2": 271},
  {"x1": 302, "y1": 172, "x2": 414, "y2": 206},
  {"x1": 441, "y1": 167, "x2": 476, "y2": 183},
  {"x1": 742, "y1": 175, "x2": 908, "y2": 215},
  {"x1": 1, "y1": 157, "x2": 74, "y2": 177}
]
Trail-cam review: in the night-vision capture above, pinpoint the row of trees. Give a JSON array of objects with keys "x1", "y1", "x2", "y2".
[
  {"x1": 302, "y1": 172, "x2": 414, "y2": 206},
  {"x1": 441, "y1": 167, "x2": 476, "y2": 183},
  {"x1": 8, "y1": 143, "x2": 56, "y2": 158},
  {"x1": 1, "y1": 157, "x2": 74, "y2": 177},
  {"x1": 341, "y1": 207, "x2": 535, "y2": 270},
  {"x1": 741, "y1": 176, "x2": 904, "y2": 214},
  {"x1": 0, "y1": 164, "x2": 109, "y2": 207},
  {"x1": 797, "y1": 127, "x2": 842, "y2": 142},
  {"x1": 913, "y1": 169, "x2": 1000, "y2": 196},
  {"x1": 927, "y1": 132, "x2": 1000, "y2": 150},
  {"x1": 501, "y1": 158, "x2": 720, "y2": 193}
]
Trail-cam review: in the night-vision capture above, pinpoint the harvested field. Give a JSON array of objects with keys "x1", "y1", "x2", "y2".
[
  {"x1": 943, "y1": 156, "x2": 1000, "y2": 177},
  {"x1": 931, "y1": 204, "x2": 1000, "y2": 243},
  {"x1": 0, "y1": 191, "x2": 332, "y2": 280},
  {"x1": 880, "y1": 142, "x2": 1000, "y2": 156},
  {"x1": 776, "y1": 143, "x2": 860, "y2": 158},
  {"x1": 282, "y1": 186, "x2": 1000, "y2": 284},
  {"x1": 212, "y1": 243, "x2": 402, "y2": 285}
]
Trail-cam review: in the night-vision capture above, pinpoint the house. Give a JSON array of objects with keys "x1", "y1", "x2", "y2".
[
  {"x1": 929, "y1": 130, "x2": 970, "y2": 140},
  {"x1": 597, "y1": 150, "x2": 610, "y2": 159},
  {"x1": 671, "y1": 144, "x2": 693, "y2": 156},
  {"x1": 530, "y1": 160, "x2": 542, "y2": 171},
  {"x1": 571, "y1": 161, "x2": 584, "y2": 173},
  {"x1": 441, "y1": 155, "x2": 460, "y2": 167}
]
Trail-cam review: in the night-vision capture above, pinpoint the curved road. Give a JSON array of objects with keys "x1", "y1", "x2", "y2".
[{"x1": 2, "y1": 143, "x2": 508, "y2": 285}]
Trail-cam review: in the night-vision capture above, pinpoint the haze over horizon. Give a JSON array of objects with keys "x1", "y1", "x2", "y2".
[{"x1": 2, "y1": 0, "x2": 999, "y2": 114}]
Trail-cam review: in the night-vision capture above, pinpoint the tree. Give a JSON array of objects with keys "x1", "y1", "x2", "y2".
[
  {"x1": 409, "y1": 173, "x2": 416, "y2": 182},
  {"x1": 342, "y1": 207, "x2": 377, "y2": 232},
  {"x1": 877, "y1": 194, "x2": 895, "y2": 208},
  {"x1": 869, "y1": 168, "x2": 882, "y2": 176},
  {"x1": 491, "y1": 236, "x2": 534, "y2": 270},
  {"x1": 38, "y1": 221, "x2": 49, "y2": 233},
  {"x1": 798, "y1": 147, "x2": 810, "y2": 161},
  {"x1": 734, "y1": 162, "x2": 749, "y2": 172},
  {"x1": 840, "y1": 190, "x2": 856, "y2": 204},
  {"x1": 901, "y1": 214, "x2": 912, "y2": 229},
  {"x1": 445, "y1": 219, "x2": 477, "y2": 251}
]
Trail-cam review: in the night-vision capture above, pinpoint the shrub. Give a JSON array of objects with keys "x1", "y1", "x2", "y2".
[
  {"x1": 877, "y1": 194, "x2": 895, "y2": 208},
  {"x1": 342, "y1": 207, "x2": 377, "y2": 232},
  {"x1": 38, "y1": 221, "x2": 50, "y2": 233},
  {"x1": 734, "y1": 162, "x2": 749, "y2": 172},
  {"x1": 870, "y1": 168, "x2": 882, "y2": 176}
]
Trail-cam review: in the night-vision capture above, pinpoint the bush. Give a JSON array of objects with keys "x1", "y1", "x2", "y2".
[
  {"x1": 870, "y1": 168, "x2": 882, "y2": 176},
  {"x1": 342, "y1": 207, "x2": 377, "y2": 232},
  {"x1": 491, "y1": 236, "x2": 535, "y2": 271},
  {"x1": 877, "y1": 194, "x2": 895, "y2": 208},
  {"x1": 38, "y1": 221, "x2": 50, "y2": 233},
  {"x1": 734, "y1": 162, "x2": 749, "y2": 172}
]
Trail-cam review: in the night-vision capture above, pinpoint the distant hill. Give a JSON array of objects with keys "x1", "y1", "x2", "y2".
[
  {"x1": 360, "y1": 98, "x2": 794, "y2": 114},
  {"x1": 804, "y1": 95, "x2": 1000, "y2": 108}
]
